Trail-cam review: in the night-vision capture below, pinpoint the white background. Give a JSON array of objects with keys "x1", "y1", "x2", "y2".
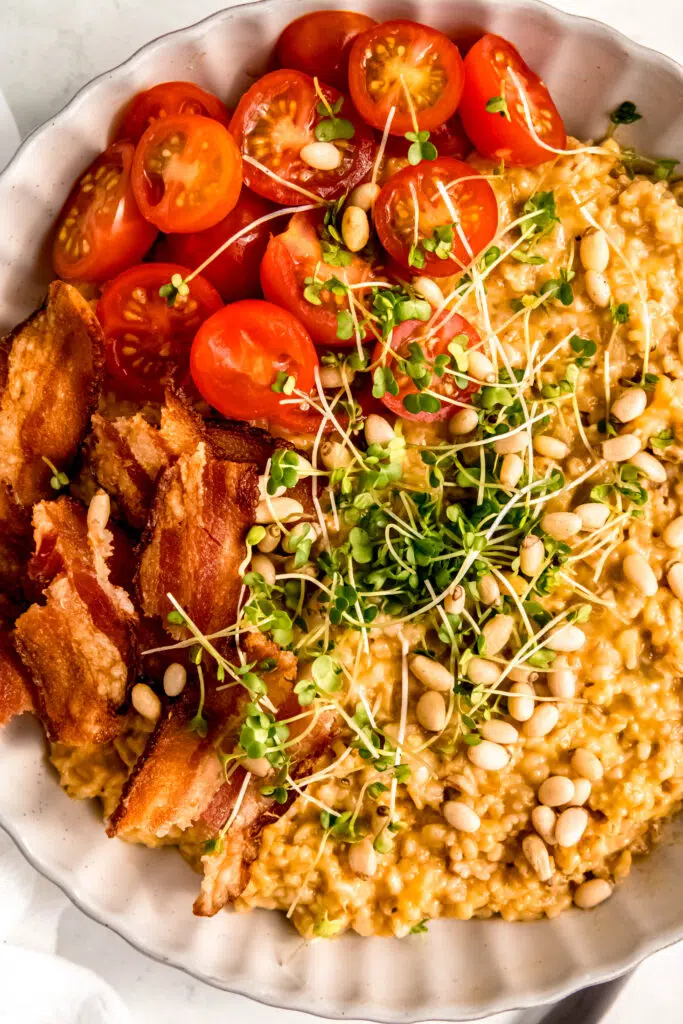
[{"x1": 2, "y1": 1, "x2": 683, "y2": 1021}]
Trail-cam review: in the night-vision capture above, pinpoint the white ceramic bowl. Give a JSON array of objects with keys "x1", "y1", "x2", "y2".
[{"x1": 2, "y1": 1, "x2": 683, "y2": 1019}]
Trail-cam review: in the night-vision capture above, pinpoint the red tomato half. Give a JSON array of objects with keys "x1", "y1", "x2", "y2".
[
  {"x1": 229, "y1": 70, "x2": 374, "y2": 206},
  {"x1": 97, "y1": 263, "x2": 223, "y2": 400},
  {"x1": 132, "y1": 114, "x2": 242, "y2": 233},
  {"x1": 260, "y1": 209, "x2": 376, "y2": 348},
  {"x1": 115, "y1": 81, "x2": 231, "y2": 143},
  {"x1": 374, "y1": 157, "x2": 498, "y2": 277},
  {"x1": 274, "y1": 10, "x2": 376, "y2": 90},
  {"x1": 157, "y1": 189, "x2": 275, "y2": 302},
  {"x1": 348, "y1": 20, "x2": 464, "y2": 135},
  {"x1": 372, "y1": 312, "x2": 481, "y2": 422},
  {"x1": 459, "y1": 34, "x2": 566, "y2": 166},
  {"x1": 191, "y1": 299, "x2": 323, "y2": 432},
  {"x1": 52, "y1": 142, "x2": 157, "y2": 282},
  {"x1": 379, "y1": 111, "x2": 472, "y2": 183}
]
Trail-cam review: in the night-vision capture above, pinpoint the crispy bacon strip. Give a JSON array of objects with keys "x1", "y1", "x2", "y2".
[
  {"x1": 14, "y1": 496, "x2": 137, "y2": 746},
  {"x1": 87, "y1": 412, "x2": 169, "y2": 529},
  {"x1": 0, "y1": 282, "x2": 104, "y2": 507},
  {"x1": 0, "y1": 630, "x2": 34, "y2": 727}
]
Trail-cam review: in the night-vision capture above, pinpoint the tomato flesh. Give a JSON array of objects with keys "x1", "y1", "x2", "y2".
[
  {"x1": 131, "y1": 114, "x2": 243, "y2": 233},
  {"x1": 97, "y1": 262, "x2": 223, "y2": 400},
  {"x1": 274, "y1": 10, "x2": 376, "y2": 91},
  {"x1": 372, "y1": 313, "x2": 481, "y2": 422},
  {"x1": 190, "y1": 299, "x2": 323, "y2": 432},
  {"x1": 374, "y1": 156, "x2": 498, "y2": 277},
  {"x1": 348, "y1": 20, "x2": 465, "y2": 135},
  {"x1": 229, "y1": 70, "x2": 374, "y2": 206},
  {"x1": 459, "y1": 34, "x2": 566, "y2": 166},
  {"x1": 52, "y1": 142, "x2": 157, "y2": 282},
  {"x1": 116, "y1": 81, "x2": 231, "y2": 143}
]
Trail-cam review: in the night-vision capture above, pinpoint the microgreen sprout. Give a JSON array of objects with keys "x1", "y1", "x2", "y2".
[
  {"x1": 42, "y1": 456, "x2": 69, "y2": 490},
  {"x1": 485, "y1": 95, "x2": 511, "y2": 120}
]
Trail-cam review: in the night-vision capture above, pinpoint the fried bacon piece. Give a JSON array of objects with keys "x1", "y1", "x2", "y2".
[
  {"x1": 0, "y1": 282, "x2": 104, "y2": 507},
  {"x1": 137, "y1": 441, "x2": 259, "y2": 635},
  {"x1": 14, "y1": 496, "x2": 137, "y2": 746},
  {"x1": 87, "y1": 412, "x2": 169, "y2": 529},
  {"x1": 0, "y1": 630, "x2": 34, "y2": 727},
  {"x1": 0, "y1": 483, "x2": 32, "y2": 606},
  {"x1": 108, "y1": 635, "x2": 296, "y2": 844}
]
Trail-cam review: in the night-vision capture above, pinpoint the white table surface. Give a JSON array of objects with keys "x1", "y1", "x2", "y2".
[{"x1": 2, "y1": 1, "x2": 683, "y2": 1021}]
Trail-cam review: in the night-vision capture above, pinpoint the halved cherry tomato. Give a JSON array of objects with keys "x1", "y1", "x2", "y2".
[
  {"x1": 379, "y1": 111, "x2": 472, "y2": 183},
  {"x1": 156, "y1": 188, "x2": 275, "y2": 302},
  {"x1": 260, "y1": 209, "x2": 376, "y2": 348},
  {"x1": 131, "y1": 114, "x2": 242, "y2": 233},
  {"x1": 229, "y1": 70, "x2": 374, "y2": 206},
  {"x1": 459, "y1": 34, "x2": 566, "y2": 166},
  {"x1": 274, "y1": 10, "x2": 376, "y2": 91},
  {"x1": 97, "y1": 263, "x2": 223, "y2": 400},
  {"x1": 374, "y1": 156, "x2": 498, "y2": 277},
  {"x1": 190, "y1": 299, "x2": 323, "y2": 432},
  {"x1": 115, "y1": 81, "x2": 231, "y2": 143},
  {"x1": 348, "y1": 20, "x2": 464, "y2": 135},
  {"x1": 52, "y1": 142, "x2": 157, "y2": 282},
  {"x1": 371, "y1": 312, "x2": 481, "y2": 422}
]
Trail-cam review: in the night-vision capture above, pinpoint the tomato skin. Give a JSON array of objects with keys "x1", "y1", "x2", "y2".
[
  {"x1": 156, "y1": 189, "x2": 275, "y2": 303},
  {"x1": 260, "y1": 209, "x2": 375, "y2": 348},
  {"x1": 229, "y1": 70, "x2": 374, "y2": 206},
  {"x1": 459, "y1": 34, "x2": 566, "y2": 166},
  {"x1": 115, "y1": 81, "x2": 231, "y2": 143},
  {"x1": 348, "y1": 20, "x2": 465, "y2": 135},
  {"x1": 374, "y1": 157, "x2": 498, "y2": 277},
  {"x1": 274, "y1": 10, "x2": 376, "y2": 90},
  {"x1": 97, "y1": 262, "x2": 223, "y2": 401},
  {"x1": 371, "y1": 313, "x2": 481, "y2": 422},
  {"x1": 52, "y1": 142, "x2": 157, "y2": 283},
  {"x1": 132, "y1": 114, "x2": 243, "y2": 234},
  {"x1": 190, "y1": 299, "x2": 323, "y2": 432}
]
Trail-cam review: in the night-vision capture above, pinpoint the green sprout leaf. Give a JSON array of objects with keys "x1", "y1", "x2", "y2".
[{"x1": 485, "y1": 95, "x2": 511, "y2": 120}]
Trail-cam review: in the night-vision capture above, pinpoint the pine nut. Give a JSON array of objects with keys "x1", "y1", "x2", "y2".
[
  {"x1": 602, "y1": 434, "x2": 641, "y2": 463},
  {"x1": 509, "y1": 667, "x2": 537, "y2": 684},
  {"x1": 508, "y1": 681, "x2": 536, "y2": 722},
  {"x1": 523, "y1": 703, "x2": 560, "y2": 739},
  {"x1": 318, "y1": 365, "x2": 355, "y2": 389},
  {"x1": 623, "y1": 553, "x2": 658, "y2": 596},
  {"x1": 482, "y1": 614, "x2": 514, "y2": 655},
  {"x1": 478, "y1": 573, "x2": 500, "y2": 606},
  {"x1": 574, "y1": 878, "x2": 612, "y2": 909},
  {"x1": 87, "y1": 491, "x2": 111, "y2": 532},
  {"x1": 413, "y1": 275, "x2": 444, "y2": 308},
  {"x1": 416, "y1": 691, "x2": 447, "y2": 732},
  {"x1": 522, "y1": 834, "x2": 553, "y2": 881},
  {"x1": 664, "y1": 516, "x2": 683, "y2": 548},
  {"x1": 468, "y1": 739, "x2": 510, "y2": 771},
  {"x1": 163, "y1": 662, "x2": 187, "y2": 698},
  {"x1": 481, "y1": 719, "x2": 519, "y2": 745},
  {"x1": 348, "y1": 837, "x2": 377, "y2": 877},
  {"x1": 444, "y1": 585, "x2": 465, "y2": 615},
  {"x1": 500, "y1": 453, "x2": 524, "y2": 488},
  {"x1": 284, "y1": 556, "x2": 315, "y2": 575},
  {"x1": 467, "y1": 657, "x2": 500, "y2": 686},
  {"x1": 546, "y1": 624, "x2": 586, "y2": 652},
  {"x1": 242, "y1": 756, "x2": 271, "y2": 777},
  {"x1": 667, "y1": 562, "x2": 683, "y2": 601},
  {"x1": 538, "y1": 775, "x2": 574, "y2": 807},
  {"x1": 131, "y1": 682, "x2": 161, "y2": 720},
  {"x1": 629, "y1": 451, "x2": 666, "y2": 483},
  {"x1": 611, "y1": 387, "x2": 647, "y2": 423},
  {"x1": 410, "y1": 654, "x2": 454, "y2": 693},
  {"x1": 320, "y1": 439, "x2": 352, "y2": 469},
  {"x1": 443, "y1": 800, "x2": 480, "y2": 833},
  {"x1": 449, "y1": 408, "x2": 479, "y2": 435},
  {"x1": 468, "y1": 350, "x2": 495, "y2": 382},
  {"x1": 257, "y1": 524, "x2": 281, "y2": 553},
  {"x1": 575, "y1": 502, "x2": 610, "y2": 531},
  {"x1": 341, "y1": 205, "x2": 370, "y2": 252},
  {"x1": 541, "y1": 512, "x2": 582, "y2": 541},
  {"x1": 571, "y1": 748, "x2": 603, "y2": 782},
  {"x1": 531, "y1": 805, "x2": 557, "y2": 845},
  {"x1": 251, "y1": 553, "x2": 277, "y2": 586},
  {"x1": 347, "y1": 182, "x2": 380, "y2": 211},
  {"x1": 501, "y1": 341, "x2": 524, "y2": 369},
  {"x1": 584, "y1": 269, "x2": 611, "y2": 307},
  {"x1": 569, "y1": 778, "x2": 592, "y2": 806},
  {"x1": 255, "y1": 497, "x2": 304, "y2": 523},
  {"x1": 300, "y1": 141, "x2": 341, "y2": 170},
  {"x1": 494, "y1": 430, "x2": 528, "y2": 454},
  {"x1": 365, "y1": 413, "x2": 394, "y2": 446},
  {"x1": 579, "y1": 229, "x2": 610, "y2": 273},
  {"x1": 533, "y1": 435, "x2": 569, "y2": 460},
  {"x1": 555, "y1": 806, "x2": 589, "y2": 847},
  {"x1": 547, "y1": 662, "x2": 576, "y2": 699},
  {"x1": 520, "y1": 535, "x2": 544, "y2": 576},
  {"x1": 282, "y1": 522, "x2": 319, "y2": 554}
]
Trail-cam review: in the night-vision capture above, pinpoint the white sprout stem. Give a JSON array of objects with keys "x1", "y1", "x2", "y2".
[
  {"x1": 216, "y1": 771, "x2": 252, "y2": 840},
  {"x1": 507, "y1": 68, "x2": 611, "y2": 159},
  {"x1": 242, "y1": 154, "x2": 324, "y2": 204},
  {"x1": 389, "y1": 634, "x2": 411, "y2": 820},
  {"x1": 371, "y1": 106, "x2": 396, "y2": 189}
]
